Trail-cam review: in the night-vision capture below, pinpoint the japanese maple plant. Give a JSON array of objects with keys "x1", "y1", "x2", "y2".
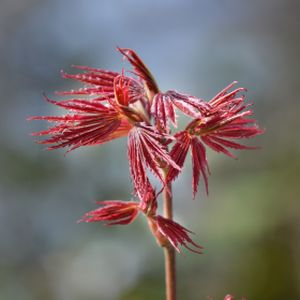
[{"x1": 29, "y1": 48, "x2": 262, "y2": 300}]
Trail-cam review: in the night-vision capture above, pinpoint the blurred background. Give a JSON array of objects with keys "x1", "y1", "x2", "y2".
[{"x1": 0, "y1": 0, "x2": 299, "y2": 299}]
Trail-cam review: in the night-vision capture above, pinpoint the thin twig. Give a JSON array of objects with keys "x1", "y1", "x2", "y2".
[{"x1": 162, "y1": 173, "x2": 176, "y2": 300}]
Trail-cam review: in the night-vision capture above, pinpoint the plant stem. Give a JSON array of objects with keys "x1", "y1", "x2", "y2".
[{"x1": 162, "y1": 178, "x2": 176, "y2": 300}]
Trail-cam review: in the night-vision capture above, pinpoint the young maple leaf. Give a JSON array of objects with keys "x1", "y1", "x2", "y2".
[
  {"x1": 127, "y1": 124, "x2": 179, "y2": 199},
  {"x1": 151, "y1": 91, "x2": 210, "y2": 132},
  {"x1": 29, "y1": 94, "x2": 132, "y2": 152},
  {"x1": 79, "y1": 181, "x2": 202, "y2": 254},
  {"x1": 29, "y1": 51, "x2": 180, "y2": 197},
  {"x1": 167, "y1": 82, "x2": 263, "y2": 197},
  {"x1": 117, "y1": 47, "x2": 160, "y2": 98},
  {"x1": 79, "y1": 201, "x2": 139, "y2": 226},
  {"x1": 30, "y1": 48, "x2": 263, "y2": 259},
  {"x1": 147, "y1": 215, "x2": 203, "y2": 254}
]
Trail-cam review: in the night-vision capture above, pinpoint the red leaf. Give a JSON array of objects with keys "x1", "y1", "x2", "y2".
[
  {"x1": 138, "y1": 181, "x2": 158, "y2": 216},
  {"x1": 201, "y1": 135, "x2": 237, "y2": 159},
  {"x1": 166, "y1": 91, "x2": 207, "y2": 118},
  {"x1": 210, "y1": 136, "x2": 258, "y2": 150},
  {"x1": 117, "y1": 48, "x2": 159, "y2": 94},
  {"x1": 167, "y1": 131, "x2": 191, "y2": 183},
  {"x1": 79, "y1": 201, "x2": 139, "y2": 226},
  {"x1": 190, "y1": 138, "x2": 210, "y2": 197},
  {"x1": 187, "y1": 82, "x2": 263, "y2": 160},
  {"x1": 29, "y1": 95, "x2": 132, "y2": 152},
  {"x1": 156, "y1": 215, "x2": 203, "y2": 254},
  {"x1": 61, "y1": 67, "x2": 118, "y2": 88},
  {"x1": 128, "y1": 126, "x2": 180, "y2": 199},
  {"x1": 151, "y1": 93, "x2": 177, "y2": 132}
]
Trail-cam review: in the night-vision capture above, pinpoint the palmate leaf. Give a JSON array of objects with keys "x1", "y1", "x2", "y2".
[
  {"x1": 58, "y1": 65, "x2": 147, "y2": 106},
  {"x1": 79, "y1": 201, "x2": 139, "y2": 226},
  {"x1": 117, "y1": 47, "x2": 160, "y2": 95},
  {"x1": 167, "y1": 132, "x2": 210, "y2": 198},
  {"x1": 30, "y1": 47, "x2": 264, "y2": 257},
  {"x1": 156, "y1": 215, "x2": 203, "y2": 254},
  {"x1": 166, "y1": 131, "x2": 191, "y2": 183},
  {"x1": 165, "y1": 90, "x2": 210, "y2": 118},
  {"x1": 59, "y1": 66, "x2": 118, "y2": 98},
  {"x1": 151, "y1": 90, "x2": 212, "y2": 133},
  {"x1": 191, "y1": 137, "x2": 210, "y2": 197},
  {"x1": 127, "y1": 125, "x2": 180, "y2": 199},
  {"x1": 114, "y1": 75, "x2": 147, "y2": 105},
  {"x1": 151, "y1": 93, "x2": 177, "y2": 132},
  {"x1": 29, "y1": 95, "x2": 132, "y2": 152}
]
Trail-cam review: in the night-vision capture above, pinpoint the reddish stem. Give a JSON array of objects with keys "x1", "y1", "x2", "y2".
[
  {"x1": 162, "y1": 176, "x2": 176, "y2": 300},
  {"x1": 149, "y1": 83, "x2": 176, "y2": 299}
]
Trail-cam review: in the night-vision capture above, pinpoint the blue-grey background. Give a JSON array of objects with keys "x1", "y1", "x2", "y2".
[{"x1": 1, "y1": 1, "x2": 299, "y2": 299}]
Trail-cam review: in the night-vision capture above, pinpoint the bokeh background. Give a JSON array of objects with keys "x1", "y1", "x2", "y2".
[{"x1": 1, "y1": 0, "x2": 299, "y2": 299}]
